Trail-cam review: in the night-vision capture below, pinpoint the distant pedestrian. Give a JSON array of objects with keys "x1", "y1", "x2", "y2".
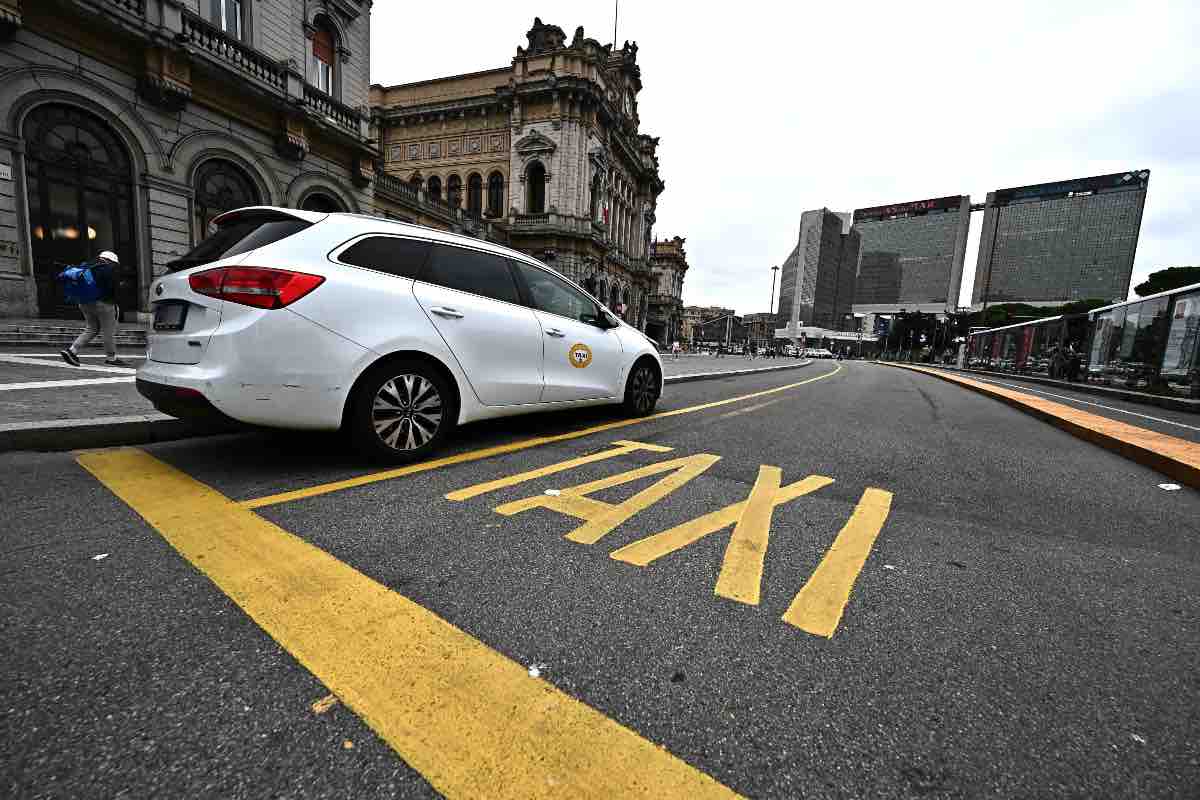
[
  {"x1": 59, "y1": 251, "x2": 129, "y2": 367},
  {"x1": 671, "y1": 340, "x2": 681, "y2": 360}
]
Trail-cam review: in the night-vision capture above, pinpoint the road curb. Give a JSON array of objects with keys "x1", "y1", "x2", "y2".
[
  {"x1": 909, "y1": 363, "x2": 1200, "y2": 414},
  {"x1": 0, "y1": 414, "x2": 240, "y2": 454},
  {"x1": 882, "y1": 362, "x2": 1200, "y2": 490},
  {"x1": 664, "y1": 359, "x2": 813, "y2": 385},
  {"x1": 1, "y1": 360, "x2": 817, "y2": 453}
]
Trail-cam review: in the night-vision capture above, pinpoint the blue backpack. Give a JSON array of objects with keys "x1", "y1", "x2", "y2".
[{"x1": 58, "y1": 263, "x2": 103, "y2": 304}]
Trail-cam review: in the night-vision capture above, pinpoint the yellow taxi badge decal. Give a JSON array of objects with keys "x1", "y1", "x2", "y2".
[{"x1": 569, "y1": 343, "x2": 593, "y2": 368}]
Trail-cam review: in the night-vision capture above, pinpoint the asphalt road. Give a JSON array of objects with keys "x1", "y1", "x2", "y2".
[{"x1": 3, "y1": 361, "x2": 1199, "y2": 799}]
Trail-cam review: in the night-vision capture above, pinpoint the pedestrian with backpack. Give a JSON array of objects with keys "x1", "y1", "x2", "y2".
[{"x1": 58, "y1": 251, "x2": 130, "y2": 367}]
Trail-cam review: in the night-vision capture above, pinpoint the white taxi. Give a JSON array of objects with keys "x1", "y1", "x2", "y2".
[{"x1": 138, "y1": 207, "x2": 663, "y2": 462}]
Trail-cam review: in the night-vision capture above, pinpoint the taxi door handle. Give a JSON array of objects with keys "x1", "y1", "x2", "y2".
[
  {"x1": 545, "y1": 328, "x2": 565, "y2": 338},
  {"x1": 430, "y1": 306, "x2": 464, "y2": 319}
]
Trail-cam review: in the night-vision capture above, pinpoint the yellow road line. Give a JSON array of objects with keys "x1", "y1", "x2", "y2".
[
  {"x1": 495, "y1": 454, "x2": 722, "y2": 545},
  {"x1": 445, "y1": 439, "x2": 673, "y2": 501},
  {"x1": 241, "y1": 363, "x2": 843, "y2": 509},
  {"x1": 713, "y1": 466, "x2": 781, "y2": 606},
  {"x1": 781, "y1": 488, "x2": 893, "y2": 638},
  {"x1": 610, "y1": 475, "x2": 834, "y2": 567},
  {"x1": 77, "y1": 448, "x2": 740, "y2": 800}
]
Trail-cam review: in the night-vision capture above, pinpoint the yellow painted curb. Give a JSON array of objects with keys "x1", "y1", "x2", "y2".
[{"x1": 882, "y1": 363, "x2": 1200, "y2": 490}]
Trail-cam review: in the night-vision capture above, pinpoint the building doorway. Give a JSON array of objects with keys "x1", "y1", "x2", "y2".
[{"x1": 24, "y1": 104, "x2": 139, "y2": 318}]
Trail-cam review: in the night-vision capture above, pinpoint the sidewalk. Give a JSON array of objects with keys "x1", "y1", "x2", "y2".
[{"x1": 0, "y1": 349, "x2": 811, "y2": 452}]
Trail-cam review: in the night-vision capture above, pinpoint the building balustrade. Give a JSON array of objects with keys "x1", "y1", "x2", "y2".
[
  {"x1": 180, "y1": 11, "x2": 285, "y2": 91},
  {"x1": 303, "y1": 83, "x2": 362, "y2": 134}
]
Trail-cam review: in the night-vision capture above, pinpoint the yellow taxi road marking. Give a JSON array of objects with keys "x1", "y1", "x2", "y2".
[
  {"x1": 782, "y1": 488, "x2": 893, "y2": 638},
  {"x1": 76, "y1": 448, "x2": 740, "y2": 800},
  {"x1": 717, "y1": 399, "x2": 780, "y2": 419},
  {"x1": 713, "y1": 466, "x2": 782, "y2": 606},
  {"x1": 445, "y1": 440, "x2": 673, "y2": 502},
  {"x1": 240, "y1": 363, "x2": 843, "y2": 510},
  {"x1": 609, "y1": 474, "x2": 834, "y2": 570},
  {"x1": 495, "y1": 454, "x2": 722, "y2": 545}
]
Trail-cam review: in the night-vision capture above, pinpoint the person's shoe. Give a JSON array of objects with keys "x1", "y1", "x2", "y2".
[
  {"x1": 60, "y1": 349, "x2": 81, "y2": 367},
  {"x1": 105, "y1": 358, "x2": 132, "y2": 368}
]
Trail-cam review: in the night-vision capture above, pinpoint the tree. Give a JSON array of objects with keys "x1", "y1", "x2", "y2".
[{"x1": 1134, "y1": 266, "x2": 1200, "y2": 297}]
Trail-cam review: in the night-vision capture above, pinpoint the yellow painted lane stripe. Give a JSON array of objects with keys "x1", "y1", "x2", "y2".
[
  {"x1": 445, "y1": 439, "x2": 673, "y2": 502},
  {"x1": 77, "y1": 448, "x2": 740, "y2": 800},
  {"x1": 241, "y1": 363, "x2": 843, "y2": 510},
  {"x1": 610, "y1": 475, "x2": 834, "y2": 567},
  {"x1": 494, "y1": 454, "x2": 722, "y2": 545},
  {"x1": 781, "y1": 488, "x2": 893, "y2": 638},
  {"x1": 713, "y1": 466, "x2": 781, "y2": 606}
]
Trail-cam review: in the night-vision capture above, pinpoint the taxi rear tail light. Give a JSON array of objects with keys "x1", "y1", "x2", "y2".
[{"x1": 188, "y1": 267, "x2": 324, "y2": 309}]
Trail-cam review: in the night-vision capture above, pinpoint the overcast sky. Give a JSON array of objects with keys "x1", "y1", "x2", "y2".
[{"x1": 370, "y1": 1, "x2": 1200, "y2": 315}]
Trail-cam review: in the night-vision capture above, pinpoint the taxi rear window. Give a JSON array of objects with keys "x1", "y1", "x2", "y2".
[{"x1": 166, "y1": 213, "x2": 312, "y2": 273}]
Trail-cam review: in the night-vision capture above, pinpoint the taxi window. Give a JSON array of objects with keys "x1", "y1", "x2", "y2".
[
  {"x1": 422, "y1": 244, "x2": 521, "y2": 305},
  {"x1": 510, "y1": 260, "x2": 603, "y2": 324},
  {"x1": 337, "y1": 236, "x2": 431, "y2": 279}
]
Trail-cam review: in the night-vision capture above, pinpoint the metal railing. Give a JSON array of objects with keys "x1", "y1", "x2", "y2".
[
  {"x1": 180, "y1": 12, "x2": 285, "y2": 91},
  {"x1": 303, "y1": 84, "x2": 361, "y2": 134},
  {"x1": 513, "y1": 213, "x2": 550, "y2": 225}
]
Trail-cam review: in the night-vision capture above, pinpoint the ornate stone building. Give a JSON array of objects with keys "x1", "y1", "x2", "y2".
[
  {"x1": 371, "y1": 17, "x2": 665, "y2": 329},
  {"x1": 646, "y1": 235, "x2": 686, "y2": 345},
  {"x1": 681, "y1": 304, "x2": 733, "y2": 344},
  {"x1": 0, "y1": 0, "x2": 494, "y2": 319}
]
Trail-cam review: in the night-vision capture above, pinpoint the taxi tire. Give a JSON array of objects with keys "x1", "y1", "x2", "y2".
[
  {"x1": 622, "y1": 359, "x2": 660, "y2": 417},
  {"x1": 348, "y1": 359, "x2": 453, "y2": 464}
]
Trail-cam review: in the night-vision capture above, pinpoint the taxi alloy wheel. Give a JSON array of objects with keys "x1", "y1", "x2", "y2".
[
  {"x1": 373, "y1": 374, "x2": 443, "y2": 451},
  {"x1": 350, "y1": 360, "x2": 452, "y2": 463},
  {"x1": 624, "y1": 362, "x2": 659, "y2": 417}
]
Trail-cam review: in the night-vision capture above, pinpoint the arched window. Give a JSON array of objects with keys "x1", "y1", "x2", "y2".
[
  {"x1": 466, "y1": 173, "x2": 483, "y2": 217},
  {"x1": 301, "y1": 192, "x2": 345, "y2": 213},
  {"x1": 486, "y1": 172, "x2": 504, "y2": 217},
  {"x1": 310, "y1": 18, "x2": 337, "y2": 96},
  {"x1": 193, "y1": 158, "x2": 261, "y2": 242},
  {"x1": 446, "y1": 174, "x2": 462, "y2": 209},
  {"x1": 427, "y1": 175, "x2": 442, "y2": 203},
  {"x1": 24, "y1": 103, "x2": 137, "y2": 317},
  {"x1": 525, "y1": 160, "x2": 546, "y2": 214}
]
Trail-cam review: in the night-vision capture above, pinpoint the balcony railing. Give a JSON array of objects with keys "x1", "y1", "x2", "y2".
[
  {"x1": 514, "y1": 212, "x2": 550, "y2": 225},
  {"x1": 180, "y1": 12, "x2": 284, "y2": 91},
  {"x1": 375, "y1": 172, "x2": 419, "y2": 204},
  {"x1": 303, "y1": 84, "x2": 361, "y2": 134},
  {"x1": 109, "y1": 0, "x2": 146, "y2": 14}
]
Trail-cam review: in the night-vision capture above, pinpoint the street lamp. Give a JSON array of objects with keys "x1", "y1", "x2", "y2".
[{"x1": 769, "y1": 264, "x2": 779, "y2": 315}]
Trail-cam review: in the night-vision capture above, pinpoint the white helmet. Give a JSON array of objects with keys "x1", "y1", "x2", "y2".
[{"x1": 98, "y1": 250, "x2": 119, "y2": 263}]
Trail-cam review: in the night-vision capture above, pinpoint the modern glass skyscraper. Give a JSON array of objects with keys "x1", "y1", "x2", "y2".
[
  {"x1": 778, "y1": 209, "x2": 860, "y2": 333},
  {"x1": 851, "y1": 195, "x2": 971, "y2": 315},
  {"x1": 972, "y1": 170, "x2": 1149, "y2": 306}
]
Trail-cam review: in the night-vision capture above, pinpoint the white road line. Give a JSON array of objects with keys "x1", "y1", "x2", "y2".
[
  {"x1": 0, "y1": 376, "x2": 136, "y2": 391},
  {"x1": 0, "y1": 354, "x2": 136, "y2": 375},
  {"x1": 968, "y1": 375, "x2": 1200, "y2": 434}
]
